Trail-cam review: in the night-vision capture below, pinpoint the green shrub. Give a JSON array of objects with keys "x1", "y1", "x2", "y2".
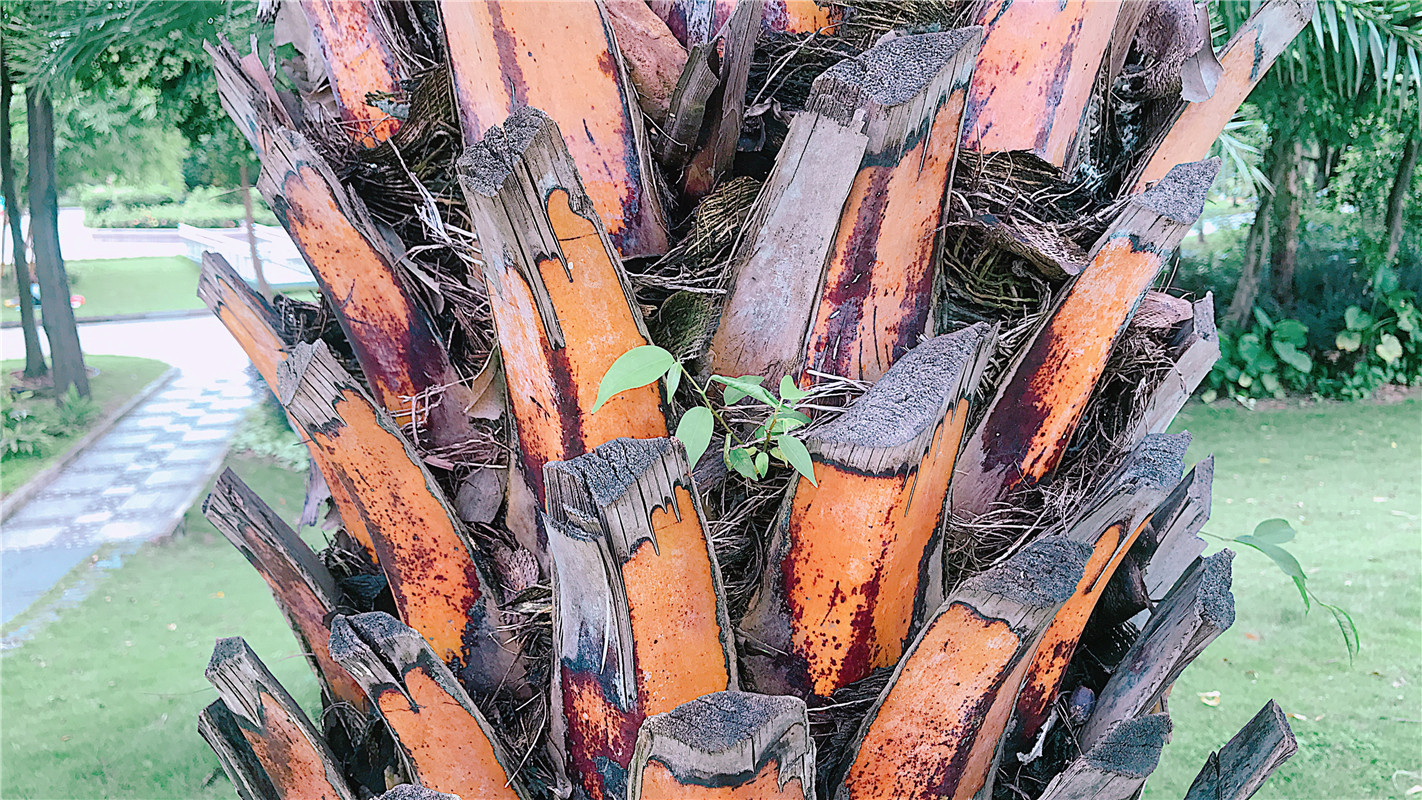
[
  {"x1": 2, "y1": 394, "x2": 48, "y2": 459},
  {"x1": 82, "y1": 186, "x2": 277, "y2": 229},
  {"x1": 1203, "y1": 308, "x2": 1315, "y2": 401}
]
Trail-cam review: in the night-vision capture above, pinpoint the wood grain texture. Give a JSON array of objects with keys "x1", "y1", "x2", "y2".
[
  {"x1": 279, "y1": 341, "x2": 513, "y2": 693},
  {"x1": 203, "y1": 469, "x2": 367, "y2": 712},
  {"x1": 1037, "y1": 714, "x2": 1172, "y2": 800},
  {"x1": 544, "y1": 437, "x2": 737, "y2": 800},
  {"x1": 458, "y1": 108, "x2": 668, "y2": 528},
  {"x1": 1185, "y1": 700, "x2": 1297, "y2": 800},
  {"x1": 257, "y1": 127, "x2": 477, "y2": 451},
  {"x1": 1134, "y1": 294, "x2": 1221, "y2": 438},
  {"x1": 1130, "y1": 0, "x2": 1315, "y2": 191},
  {"x1": 204, "y1": 637, "x2": 356, "y2": 800},
  {"x1": 198, "y1": 699, "x2": 282, "y2": 800},
  {"x1": 1136, "y1": 456, "x2": 1214, "y2": 605},
  {"x1": 960, "y1": 0, "x2": 1121, "y2": 168},
  {"x1": 1082, "y1": 550, "x2": 1236, "y2": 748},
  {"x1": 627, "y1": 691, "x2": 814, "y2": 800},
  {"x1": 951, "y1": 158, "x2": 1218, "y2": 521},
  {"x1": 196, "y1": 252, "x2": 378, "y2": 560},
  {"x1": 296, "y1": 0, "x2": 405, "y2": 145},
  {"x1": 440, "y1": 0, "x2": 669, "y2": 258},
  {"x1": 836, "y1": 537, "x2": 1088, "y2": 800},
  {"x1": 1009, "y1": 434, "x2": 1189, "y2": 751},
  {"x1": 801, "y1": 29, "x2": 983, "y2": 384},
  {"x1": 741, "y1": 324, "x2": 995, "y2": 698},
  {"x1": 682, "y1": 0, "x2": 761, "y2": 197},
  {"x1": 328, "y1": 613, "x2": 527, "y2": 800}
]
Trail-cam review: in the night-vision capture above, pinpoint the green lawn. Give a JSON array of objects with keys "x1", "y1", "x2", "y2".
[
  {"x1": 1, "y1": 355, "x2": 172, "y2": 497},
  {"x1": 1144, "y1": 398, "x2": 1422, "y2": 799},
  {"x1": 3, "y1": 258, "x2": 204, "y2": 323},
  {"x1": 0, "y1": 399, "x2": 1417, "y2": 799},
  {"x1": 0, "y1": 452, "x2": 322, "y2": 800}
]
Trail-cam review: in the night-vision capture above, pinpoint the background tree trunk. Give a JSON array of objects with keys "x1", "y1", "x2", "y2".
[
  {"x1": 25, "y1": 87, "x2": 86, "y2": 397},
  {"x1": 1225, "y1": 102, "x2": 1293, "y2": 327},
  {"x1": 1, "y1": 45, "x2": 46, "y2": 379},
  {"x1": 1268, "y1": 95, "x2": 1306, "y2": 308},
  {"x1": 239, "y1": 161, "x2": 272, "y2": 300},
  {"x1": 1384, "y1": 127, "x2": 1419, "y2": 265}
]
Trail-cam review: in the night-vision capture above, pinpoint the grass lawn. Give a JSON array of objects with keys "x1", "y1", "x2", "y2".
[
  {"x1": 2, "y1": 258, "x2": 204, "y2": 323},
  {"x1": 1143, "y1": 397, "x2": 1422, "y2": 799},
  {"x1": 0, "y1": 399, "x2": 1417, "y2": 799},
  {"x1": 1, "y1": 355, "x2": 172, "y2": 497},
  {"x1": 0, "y1": 451, "x2": 322, "y2": 800}
]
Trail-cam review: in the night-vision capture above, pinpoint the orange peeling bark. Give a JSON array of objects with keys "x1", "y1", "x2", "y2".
[
  {"x1": 961, "y1": 0, "x2": 1120, "y2": 167},
  {"x1": 374, "y1": 670, "x2": 520, "y2": 799},
  {"x1": 785, "y1": 401, "x2": 967, "y2": 696},
  {"x1": 241, "y1": 692, "x2": 350, "y2": 800},
  {"x1": 298, "y1": 0, "x2": 403, "y2": 145},
  {"x1": 625, "y1": 485, "x2": 734, "y2": 714}
]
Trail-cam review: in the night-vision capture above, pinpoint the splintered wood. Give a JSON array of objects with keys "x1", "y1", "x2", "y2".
[
  {"x1": 1083, "y1": 550, "x2": 1236, "y2": 748},
  {"x1": 1037, "y1": 714, "x2": 1173, "y2": 800},
  {"x1": 741, "y1": 325, "x2": 994, "y2": 698},
  {"x1": 1185, "y1": 700, "x2": 1298, "y2": 800},
  {"x1": 440, "y1": 0, "x2": 669, "y2": 257},
  {"x1": 257, "y1": 128, "x2": 477, "y2": 449},
  {"x1": 628, "y1": 691, "x2": 814, "y2": 800},
  {"x1": 203, "y1": 469, "x2": 366, "y2": 712},
  {"x1": 952, "y1": 158, "x2": 1219, "y2": 520},
  {"x1": 1008, "y1": 434, "x2": 1189, "y2": 749},
  {"x1": 837, "y1": 537, "x2": 1088, "y2": 800},
  {"x1": 328, "y1": 613, "x2": 526, "y2": 800},
  {"x1": 204, "y1": 637, "x2": 356, "y2": 800},
  {"x1": 544, "y1": 437, "x2": 737, "y2": 800},
  {"x1": 197, "y1": 252, "x2": 379, "y2": 560},
  {"x1": 458, "y1": 107, "x2": 668, "y2": 511},
  {"x1": 278, "y1": 341, "x2": 513, "y2": 693}
]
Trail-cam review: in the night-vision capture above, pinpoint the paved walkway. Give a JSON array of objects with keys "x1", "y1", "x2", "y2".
[{"x1": 1, "y1": 316, "x2": 258, "y2": 629}]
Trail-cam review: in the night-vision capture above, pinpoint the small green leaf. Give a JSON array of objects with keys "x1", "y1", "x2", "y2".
[
  {"x1": 1318, "y1": 598, "x2": 1361, "y2": 662},
  {"x1": 1335, "y1": 329, "x2": 1362, "y2": 352},
  {"x1": 782, "y1": 409, "x2": 813, "y2": 426},
  {"x1": 778, "y1": 375, "x2": 810, "y2": 403},
  {"x1": 664, "y1": 362, "x2": 682, "y2": 401},
  {"x1": 1250, "y1": 518, "x2": 1296, "y2": 545},
  {"x1": 1272, "y1": 340, "x2": 1312, "y2": 373},
  {"x1": 1273, "y1": 319, "x2": 1308, "y2": 346},
  {"x1": 1235, "y1": 536, "x2": 1308, "y2": 609},
  {"x1": 1376, "y1": 333, "x2": 1403, "y2": 363},
  {"x1": 776, "y1": 434, "x2": 817, "y2": 486},
  {"x1": 1252, "y1": 306, "x2": 1274, "y2": 330},
  {"x1": 674, "y1": 406, "x2": 714, "y2": 469},
  {"x1": 593, "y1": 346, "x2": 675, "y2": 412},
  {"x1": 726, "y1": 447, "x2": 757, "y2": 480},
  {"x1": 1344, "y1": 305, "x2": 1371, "y2": 331},
  {"x1": 754, "y1": 451, "x2": 770, "y2": 478},
  {"x1": 712, "y1": 375, "x2": 776, "y2": 406},
  {"x1": 1237, "y1": 333, "x2": 1265, "y2": 365}
]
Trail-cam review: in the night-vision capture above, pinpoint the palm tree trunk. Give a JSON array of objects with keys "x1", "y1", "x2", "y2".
[
  {"x1": 1384, "y1": 127, "x2": 1419, "y2": 265},
  {"x1": 25, "y1": 87, "x2": 87, "y2": 398},
  {"x1": 1, "y1": 44, "x2": 46, "y2": 379},
  {"x1": 1224, "y1": 105, "x2": 1292, "y2": 327}
]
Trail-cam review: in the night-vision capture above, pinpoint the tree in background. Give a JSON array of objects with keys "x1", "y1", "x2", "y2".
[
  {"x1": 1221, "y1": 0, "x2": 1422, "y2": 326},
  {"x1": 0, "y1": 39, "x2": 46, "y2": 379}
]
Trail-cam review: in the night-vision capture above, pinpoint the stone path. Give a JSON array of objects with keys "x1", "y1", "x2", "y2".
[{"x1": 0, "y1": 372, "x2": 254, "y2": 627}]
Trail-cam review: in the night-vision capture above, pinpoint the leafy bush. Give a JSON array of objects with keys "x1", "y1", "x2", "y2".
[
  {"x1": 230, "y1": 396, "x2": 309, "y2": 471},
  {"x1": 82, "y1": 186, "x2": 277, "y2": 229},
  {"x1": 2, "y1": 394, "x2": 49, "y2": 459},
  {"x1": 54, "y1": 386, "x2": 101, "y2": 435},
  {"x1": 1203, "y1": 308, "x2": 1315, "y2": 401}
]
